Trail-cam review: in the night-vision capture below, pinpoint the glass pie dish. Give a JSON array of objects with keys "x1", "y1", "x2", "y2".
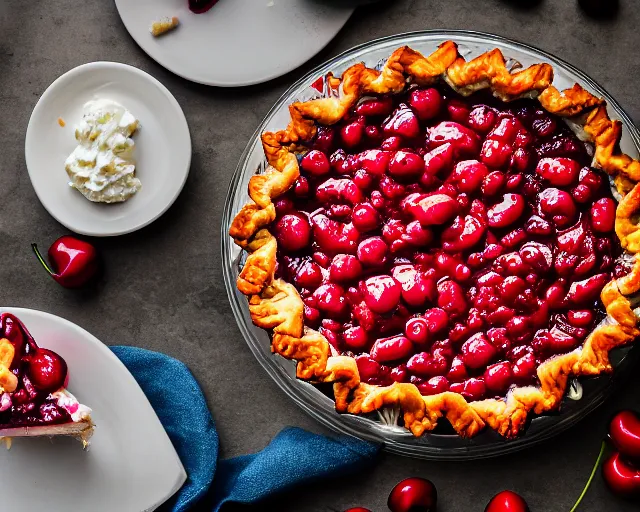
[{"x1": 221, "y1": 30, "x2": 640, "y2": 459}]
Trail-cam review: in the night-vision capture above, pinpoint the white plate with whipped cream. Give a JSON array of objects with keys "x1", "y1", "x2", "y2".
[
  {"x1": 25, "y1": 62, "x2": 191, "y2": 236},
  {"x1": 0, "y1": 308, "x2": 186, "y2": 511}
]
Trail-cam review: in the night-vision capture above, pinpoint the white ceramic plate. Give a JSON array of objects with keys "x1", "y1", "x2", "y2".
[
  {"x1": 114, "y1": 0, "x2": 354, "y2": 86},
  {"x1": 25, "y1": 62, "x2": 191, "y2": 237},
  {"x1": 0, "y1": 308, "x2": 186, "y2": 511}
]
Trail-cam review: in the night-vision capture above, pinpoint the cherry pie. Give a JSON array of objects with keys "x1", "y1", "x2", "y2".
[
  {"x1": 230, "y1": 41, "x2": 640, "y2": 438},
  {"x1": 0, "y1": 313, "x2": 93, "y2": 445}
]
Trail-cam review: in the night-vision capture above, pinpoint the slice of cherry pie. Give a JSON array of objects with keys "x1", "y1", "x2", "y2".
[
  {"x1": 230, "y1": 41, "x2": 640, "y2": 438},
  {"x1": 0, "y1": 313, "x2": 93, "y2": 446}
]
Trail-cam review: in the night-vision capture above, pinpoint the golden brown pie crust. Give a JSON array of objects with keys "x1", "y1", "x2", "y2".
[{"x1": 229, "y1": 41, "x2": 640, "y2": 438}]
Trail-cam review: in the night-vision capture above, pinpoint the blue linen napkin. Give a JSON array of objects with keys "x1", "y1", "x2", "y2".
[{"x1": 111, "y1": 346, "x2": 380, "y2": 511}]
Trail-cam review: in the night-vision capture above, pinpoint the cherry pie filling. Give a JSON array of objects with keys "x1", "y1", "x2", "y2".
[
  {"x1": 0, "y1": 314, "x2": 72, "y2": 428},
  {"x1": 270, "y1": 85, "x2": 630, "y2": 402}
]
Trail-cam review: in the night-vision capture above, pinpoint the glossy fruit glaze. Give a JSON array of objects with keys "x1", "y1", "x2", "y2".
[
  {"x1": 0, "y1": 314, "x2": 70, "y2": 428},
  {"x1": 270, "y1": 84, "x2": 629, "y2": 402}
]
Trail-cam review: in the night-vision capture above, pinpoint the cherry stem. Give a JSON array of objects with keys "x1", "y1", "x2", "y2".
[
  {"x1": 31, "y1": 243, "x2": 54, "y2": 277},
  {"x1": 569, "y1": 441, "x2": 606, "y2": 512}
]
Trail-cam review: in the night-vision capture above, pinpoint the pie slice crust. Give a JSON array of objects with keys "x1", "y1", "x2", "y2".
[{"x1": 230, "y1": 41, "x2": 640, "y2": 438}]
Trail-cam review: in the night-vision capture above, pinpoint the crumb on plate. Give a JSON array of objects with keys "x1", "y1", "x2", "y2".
[
  {"x1": 150, "y1": 16, "x2": 179, "y2": 37},
  {"x1": 57, "y1": 117, "x2": 66, "y2": 127}
]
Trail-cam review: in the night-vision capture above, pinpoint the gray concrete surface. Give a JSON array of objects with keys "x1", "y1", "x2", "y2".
[{"x1": 1, "y1": 1, "x2": 640, "y2": 511}]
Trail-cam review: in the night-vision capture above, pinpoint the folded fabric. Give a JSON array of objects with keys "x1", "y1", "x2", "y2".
[{"x1": 111, "y1": 346, "x2": 380, "y2": 511}]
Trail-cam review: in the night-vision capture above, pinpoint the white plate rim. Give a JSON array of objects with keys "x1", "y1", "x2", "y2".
[
  {"x1": 24, "y1": 61, "x2": 192, "y2": 237},
  {"x1": 0, "y1": 306, "x2": 187, "y2": 510}
]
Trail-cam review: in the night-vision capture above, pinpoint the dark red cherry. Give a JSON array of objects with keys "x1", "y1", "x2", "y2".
[
  {"x1": 26, "y1": 348, "x2": 68, "y2": 392},
  {"x1": 387, "y1": 477, "x2": 437, "y2": 512},
  {"x1": 484, "y1": 490, "x2": 530, "y2": 512},
  {"x1": 275, "y1": 213, "x2": 311, "y2": 252},
  {"x1": 409, "y1": 88, "x2": 442, "y2": 121},
  {"x1": 602, "y1": 452, "x2": 640, "y2": 497},
  {"x1": 609, "y1": 410, "x2": 640, "y2": 460},
  {"x1": 382, "y1": 103, "x2": 421, "y2": 139},
  {"x1": 300, "y1": 150, "x2": 330, "y2": 176}
]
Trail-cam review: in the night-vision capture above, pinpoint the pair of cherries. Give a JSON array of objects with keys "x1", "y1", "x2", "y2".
[
  {"x1": 344, "y1": 477, "x2": 528, "y2": 512},
  {"x1": 603, "y1": 410, "x2": 640, "y2": 496}
]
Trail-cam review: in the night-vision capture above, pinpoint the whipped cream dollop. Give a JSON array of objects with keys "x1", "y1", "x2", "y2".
[
  {"x1": 51, "y1": 389, "x2": 93, "y2": 423},
  {"x1": 65, "y1": 99, "x2": 142, "y2": 203}
]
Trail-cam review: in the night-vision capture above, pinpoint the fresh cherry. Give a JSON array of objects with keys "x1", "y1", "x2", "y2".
[
  {"x1": 25, "y1": 348, "x2": 68, "y2": 392},
  {"x1": 484, "y1": 490, "x2": 530, "y2": 512},
  {"x1": 387, "y1": 477, "x2": 437, "y2": 512},
  {"x1": 32, "y1": 236, "x2": 99, "y2": 288},
  {"x1": 602, "y1": 452, "x2": 640, "y2": 497},
  {"x1": 609, "y1": 410, "x2": 640, "y2": 460}
]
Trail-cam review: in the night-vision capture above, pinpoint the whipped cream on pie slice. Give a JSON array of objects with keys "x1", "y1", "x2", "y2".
[{"x1": 0, "y1": 314, "x2": 94, "y2": 447}]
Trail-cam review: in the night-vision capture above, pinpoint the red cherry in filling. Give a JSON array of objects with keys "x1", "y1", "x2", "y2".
[
  {"x1": 316, "y1": 178, "x2": 364, "y2": 205},
  {"x1": 422, "y1": 143, "x2": 455, "y2": 179},
  {"x1": 566, "y1": 273, "x2": 609, "y2": 305},
  {"x1": 461, "y1": 333, "x2": 498, "y2": 370},
  {"x1": 418, "y1": 376, "x2": 450, "y2": 396},
  {"x1": 487, "y1": 194, "x2": 525, "y2": 228},
  {"x1": 341, "y1": 122, "x2": 364, "y2": 149},
  {"x1": 26, "y1": 348, "x2": 68, "y2": 392},
  {"x1": 423, "y1": 308, "x2": 449, "y2": 334},
  {"x1": 355, "y1": 96, "x2": 393, "y2": 117},
  {"x1": 567, "y1": 309, "x2": 594, "y2": 327},
  {"x1": 344, "y1": 508, "x2": 372, "y2": 512},
  {"x1": 295, "y1": 260, "x2": 323, "y2": 289},
  {"x1": 484, "y1": 490, "x2": 530, "y2": 512},
  {"x1": 352, "y1": 203, "x2": 380, "y2": 232},
  {"x1": 357, "y1": 237, "x2": 389, "y2": 267},
  {"x1": 428, "y1": 121, "x2": 480, "y2": 157},
  {"x1": 404, "y1": 317, "x2": 430, "y2": 345},
  {"x1": 482, "y1": 171, "x2": 506, "y2": 197},
  {"x1": 468, "y1": 105, "x2": 497, "y2": 134},
  {"x1": 371, "y1": 335, "x2": 414, "y2": 363},
  {"x1": 387, "y1": 477, "x2": 437, "y2": 512},
  {"x1": 409, "y1": 88, "x2": 442, "y2": 121},
  {"x1": 388, "y1": 151, "x2": 424, "y2": 180},
  {"x1": 449, "y1": 377, "x2": 486, "y2": 401},
  {"x1": 359, "y1": 149, "x2": 391, "y2": 176},
  {"x1": 300, "y1": 150, "x2": 330, "y2": 176},
  {"x1": 363, "y1": 275, "x2": 401, "y2": 314},
  {"x1": 392, "y1": 265, "x2": 436, "y2": 307},
  {"x1": 342, "y1": 326, "x2": 369, "y2": 351},
  {"x1": 590, "y1": 197, "x2": 616, "y2": 233},
  {"x1": 313, "y1": 284, "x2": 348, "y2": 318},
  {"x1": 409, "y1": 194, "x2": 459, "y2": 226},
  {"x1": 484, "y1": 361, "x2": 514, "y2": 394},
  {"x1": 407, "y1": 352, "x2": 448, "y2": 377},
  {"x1": 382, "y1": 103, "x2": 421, "y2": 139},
  {"x1": 436, "y1": 280, "x2": 467, "y2": 316},
  {"x1": 355, "y1": 354, "x2": 381, "y2": 382},
  {"x1": 480, "y1": 139, "x2": 513, "y2": 169},
  {"x1": 330, "y1": 254, "x2": 362, "y2": 283},
  {"x1": 538, "y1": 188, "x2": 577, "y2": 227},
  {"x1": 535, "y1": 157, "x2": 580, "y2": 186},
  {"x1": 442, "y1": 214, "x2": 487, "y2": 252},
  {"x1": 451, "y1": 159, "x2": 489, "y2": 194},
  {"x1": 602, "y1": 452, "x2": 640, "y2": 497},
  {"x1": 609, "y1": 410, "x2": 640, "y2": 460},
  {"x1": 312, "y1": 215, "x2": 358, "y2": 255}
]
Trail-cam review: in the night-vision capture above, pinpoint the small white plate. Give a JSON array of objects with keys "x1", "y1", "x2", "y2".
[
  {"x1": 25, "y1": 62, "x2": 191, "y2": 236},
  {"x1": 0, "y1": 308, "x2": 186, "y2": 511},
  {"x1": 114, "y1": 0, "x2": 354, "y2": 87}
]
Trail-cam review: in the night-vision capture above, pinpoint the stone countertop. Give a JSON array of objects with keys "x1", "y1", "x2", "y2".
[{"x1": 1, "y1": 0, "x2": 639, "y2": 510}]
